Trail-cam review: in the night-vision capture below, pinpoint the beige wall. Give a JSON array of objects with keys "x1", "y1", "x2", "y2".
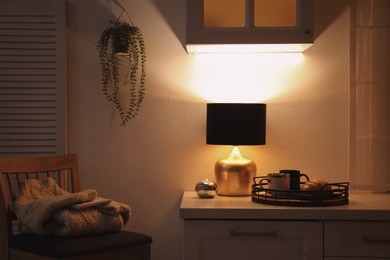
[{"x1": 66, "y1": 0, "x2": 350, "y2": 259}]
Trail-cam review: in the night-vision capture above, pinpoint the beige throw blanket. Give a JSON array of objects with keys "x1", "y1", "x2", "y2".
[{"x1": 12, "y1": 177, "x2": 131, "y2": 237}]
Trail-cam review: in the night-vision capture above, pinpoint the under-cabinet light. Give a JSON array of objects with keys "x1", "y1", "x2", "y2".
[{"x1": 186, "y1": 43, "x2": 313, "y2": 54}]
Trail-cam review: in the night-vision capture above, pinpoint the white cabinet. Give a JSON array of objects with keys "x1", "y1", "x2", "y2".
[
  {"x1": 180, "y1": 191, "x2": 390, "y2": 260},
  {"x1": 324, "y1": 221, "x2": 390, "y2": 259},
  {"x1": 186, "y1": 0, "x2": 314, "y2": 53},
  {"x1": 184, "y1": 220, "x2": 322, "y2": 260}
]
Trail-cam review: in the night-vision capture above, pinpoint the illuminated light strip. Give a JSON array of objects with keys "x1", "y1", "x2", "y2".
[{"x1": 186, "y1": 43, "x2": 313, "y2": 54}]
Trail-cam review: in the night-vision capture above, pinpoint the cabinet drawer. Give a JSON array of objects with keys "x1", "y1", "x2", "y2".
[
  {"x1": 324, "y1": 221, "x2": 390, "y2": 258},
  {"x1": 325, "y1": 258, "x2": 390, "y2": 260},
  {"x1": 184, "y1": 220, "x2": 322, "y2": 260}
]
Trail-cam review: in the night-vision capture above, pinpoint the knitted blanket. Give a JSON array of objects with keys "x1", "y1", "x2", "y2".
[{"x1": 12, "y1": 177, "x2": 131, "y2": 237}]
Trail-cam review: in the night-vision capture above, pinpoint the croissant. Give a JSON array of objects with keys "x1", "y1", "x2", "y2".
[{"x1": 301, "y1": 179, "x2": 332, "y2": 191}]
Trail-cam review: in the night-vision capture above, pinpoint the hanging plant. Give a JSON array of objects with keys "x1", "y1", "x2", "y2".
[{"x1": 97, "y1": 10, "x2": 146, "y2": 127}]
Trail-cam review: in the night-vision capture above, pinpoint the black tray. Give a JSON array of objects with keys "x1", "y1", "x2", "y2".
[{"x1": 252, "y1": 176, "x2": 349, "y2": 207}]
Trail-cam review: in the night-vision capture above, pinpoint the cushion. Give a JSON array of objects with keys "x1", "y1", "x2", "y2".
[{"x1": 10, "y1": 231, "x2": 152, "y2": 258}]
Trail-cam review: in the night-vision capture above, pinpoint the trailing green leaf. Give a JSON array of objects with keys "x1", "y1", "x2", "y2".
[{"x1": 97, "y1": 20, "x2": 146, "y2": 127}]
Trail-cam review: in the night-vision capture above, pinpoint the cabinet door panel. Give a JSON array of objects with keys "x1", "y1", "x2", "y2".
[
  {"x1": 325, "y1": 258, "x2": 390, "y2": 260},
  {"x1": 184, "y1": 220, "x2": 322, "y2": 260},
  {"x1": 324, "y1": 221, "x2": 390, "y2": 258}
]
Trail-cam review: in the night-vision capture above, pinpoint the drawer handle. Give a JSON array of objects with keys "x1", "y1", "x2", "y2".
[
  {"x1": 229, "y1": 230, "x2": 278, "y2": 237},
  {"x1": 363, "y1": 237, "x2": 390, "y2": 244}
]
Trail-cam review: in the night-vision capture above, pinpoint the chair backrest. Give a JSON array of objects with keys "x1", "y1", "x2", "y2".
[{"x1": 0, "y1": 154, "x2": 80, "y2": 259}]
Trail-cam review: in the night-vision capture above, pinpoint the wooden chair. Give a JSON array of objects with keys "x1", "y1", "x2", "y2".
[{"x1": 0, "y1": 154, "x2": 152, "y2": 260}]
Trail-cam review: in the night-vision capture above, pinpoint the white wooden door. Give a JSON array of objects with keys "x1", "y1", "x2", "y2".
[{"x1": 0, "y1": 0, "x2": 66, "y2": 156}]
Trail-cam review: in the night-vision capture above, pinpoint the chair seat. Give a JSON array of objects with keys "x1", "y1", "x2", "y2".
[{"x1": 10, "y1": 231, "x2": 152, "y2": 258}]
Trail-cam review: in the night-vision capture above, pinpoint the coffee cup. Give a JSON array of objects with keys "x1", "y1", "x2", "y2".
[
  {"x1": 260, "y1": 173, "x2": 290, "y2": 190},
  {"x1": 279, "y1": 169, "x2": 309, "y2": 190}
]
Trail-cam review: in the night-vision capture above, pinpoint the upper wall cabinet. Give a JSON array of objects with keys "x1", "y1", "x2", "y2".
[{"x1": 186, "y1": 0, "x2": 313, "y2": 53}]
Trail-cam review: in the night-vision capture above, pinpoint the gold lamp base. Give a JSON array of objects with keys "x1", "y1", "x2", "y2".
[{"x1": 215, "y1": 146, "x2": 256, "y2": 196}]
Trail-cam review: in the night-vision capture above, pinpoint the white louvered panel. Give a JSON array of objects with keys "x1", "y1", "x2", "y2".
[{"x1": 0, "y1": 0, "x2": 66, "y2": 157}]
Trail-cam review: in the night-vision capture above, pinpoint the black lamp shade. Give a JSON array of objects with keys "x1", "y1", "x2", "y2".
[{"x1": 207, "y1": 103, "x2": 266, "y2": 146}]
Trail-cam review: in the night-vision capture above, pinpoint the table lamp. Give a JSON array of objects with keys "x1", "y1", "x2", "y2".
[{"x1": 207, "y1": 103, "x2": 266, "y2": 196}]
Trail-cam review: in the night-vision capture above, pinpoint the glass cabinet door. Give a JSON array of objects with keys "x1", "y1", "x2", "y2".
[
  {"x1": 254, "y1": 0, "x2": 297, "y2": 27},
  {"x1": 204, "y1": 0, "x2": 246, "y2": 27},
  {"x1": 203, "y1": 0, "x2": 298, "y2": 28}
]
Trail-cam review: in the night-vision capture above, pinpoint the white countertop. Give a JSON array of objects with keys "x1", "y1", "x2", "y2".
[{"x1": 180, "y1": 191, "x2": 390, "y2": 221}]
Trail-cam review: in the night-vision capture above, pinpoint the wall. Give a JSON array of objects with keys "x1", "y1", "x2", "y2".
[
  {"x1": 350, "y1": 0, "x2": 390, "y2": 191},
  {"x1": 66, "y1": 0, "x2": 350, "y2": 259}
]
